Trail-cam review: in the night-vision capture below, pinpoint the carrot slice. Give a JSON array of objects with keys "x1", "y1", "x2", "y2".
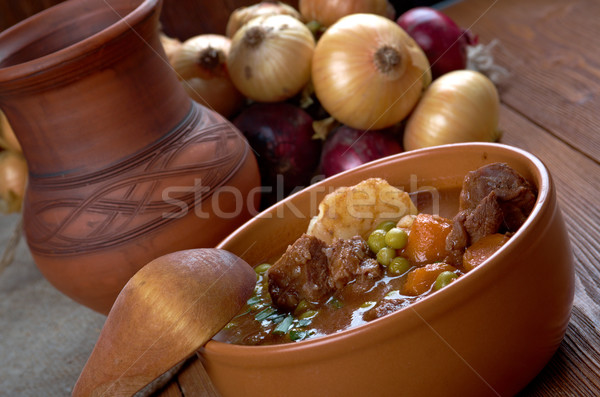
[
  {"x1": 402, "y1": 214, "x2": 453, "y2": 265},
  {"x1": 402, "y1": 263, "x2": 457, "y2": 296},
  {"x1": 463, "y1": 233, "x2": 510, "y2": 271}
]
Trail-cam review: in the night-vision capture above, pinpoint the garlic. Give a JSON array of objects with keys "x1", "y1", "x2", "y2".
[{"x1": 403, "y1": 70, "x2": 501, "y2": 151}]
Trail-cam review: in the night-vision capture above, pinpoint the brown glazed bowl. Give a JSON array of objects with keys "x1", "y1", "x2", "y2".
[{"x1": 199, "y1": 142, "x2": 574, "y2": 397}]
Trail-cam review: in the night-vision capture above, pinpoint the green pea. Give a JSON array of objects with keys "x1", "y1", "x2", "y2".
[
  {"x1": 254, "y1": 263, "x2": 271, "y2": 274},
  {"x1": 377, "y1": 247, "x2": 396, "y2": 267},
  {"x1": 433, "y1": 271, "x2": 459, "y2": 291},
  {"x1": 368, "y1": 229, "x2": 387, "y2": 253},
  {"x1": 376, "y1": 220, "x2": 397, "y2": 232},
  {"x1": 385, "y1": 227, "x2": 408, "y2": 250},
  {"x1": 388, "y1": 256, "x2": 411, "y2": 276}
]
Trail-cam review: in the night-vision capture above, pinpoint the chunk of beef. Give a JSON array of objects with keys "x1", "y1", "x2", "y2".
[
  {"x1": 445, "y1": 211, "x2": 468, "y2": 253},
  {"x1": 462, "y1": 190, "x2": 504, "y2": 243},
  {"x1": 459, "y1": 162, "x2": 537, "y2": 231},
  {"x1": 267, "y1": 234, "x2": 331, "y2": 311},
  {"x1": 325, "y1": 236, "x2": 381, "y2": 292},
  {"x1": 268, "y1": 234, "x2": 382, "y2": 312},
  {"x1": 447, "y1": 163, "x2": 537, "y2": 252}
]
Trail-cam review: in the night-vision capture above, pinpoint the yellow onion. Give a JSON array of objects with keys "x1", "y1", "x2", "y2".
[
  {"x1": 171, "y1": 34, "x2": 244, "y2": 117},
  {"x1": 299, "y1": 0, "x2": 395, "y2": 27},
  {"x1": 228, "y1": 14, "x2": 315, "y2": 103},
  {"x1": 0, "y1": 112, "x2": 21, "y2": 153},
  {"x1": 159, "y1": 32, "x2": 182, "y2": 64},
  {"x1": 403, "y1": 70, "x2": 501, "y2": 151},
  {"x1": 182, "y1": 77, "x2": 245, "y2": 119},
  {"x1": 226, "y1": 1, "x2": 303, "y2": 38},
  {"x1": 312, "y1": 14, "x2": 431, "y2": 130},
  {"x1": 172, "y1": 34, "x2": 231, "y2": 81},
  {"x1": 0, "y1": 150, "x2": 27, "y2": 214}
]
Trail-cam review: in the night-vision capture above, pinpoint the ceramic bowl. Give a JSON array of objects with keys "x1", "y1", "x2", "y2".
[{"x1": 200, "y1": 142, "x2": 574, "y2": 397}]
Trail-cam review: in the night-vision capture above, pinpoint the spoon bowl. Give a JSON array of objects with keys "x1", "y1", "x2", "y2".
[{"x1": 72, "y1": 248, "x2": 256, "y2": 396}]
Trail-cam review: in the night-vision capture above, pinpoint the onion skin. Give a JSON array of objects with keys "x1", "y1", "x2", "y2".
[
  {"x1": 0, "y1": 112, "x2": 21, "y2": 153},
  {"x1": 403, "y1": 70, "x2": 500, "y2": 151},
  {"x1": 172, "y1": 34, "x2": 231, "y2": 81},
  {"x1": 397, "y1": 7, "x2": 478, "y2": 79},
  {"x1": 159, "y1": 33, "x2": 182, "y2": 64},
  {"x1": 182, "y1": 77, "x2": 245, "y2": 119},
  {"x1": 228, "y1": 15, "x2": 315, "y2": 103},
  {"x1": 233, "y1": 103, "x2": 321, "y2": 206},
  {"x1": 171, "y1": 35, "x2": 244, "y2": 118},
  {"x1": 320, "y1": 125, "x2": 402, "y2": 177},
  {"x1": 300, "y1": 0, "x2": 395, "y2": 27},
  {"x1": 226, "y1": 1, "x2": 303, "y2": 38},
  {"x1": 312, "y1": 14, "x2": 431, "y2": 130},
  {"x1": 0, "y1": 150, "x2": 27, "y2": 214}
]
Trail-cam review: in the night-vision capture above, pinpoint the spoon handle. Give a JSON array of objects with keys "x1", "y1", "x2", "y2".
[{"x1": 178, "y1": 355, "x2": 221, "y2": 397}]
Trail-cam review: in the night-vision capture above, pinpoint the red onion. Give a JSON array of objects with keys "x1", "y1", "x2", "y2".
[
  {"x1": 320, "y1": 125, "x2": 402, "y2": 178},
  {"x1": 397, "y1": 7, "x2": 477, "y2": 79},
  {"x1": 233, "y1": 103, "x2": 321, "y2": 206}
]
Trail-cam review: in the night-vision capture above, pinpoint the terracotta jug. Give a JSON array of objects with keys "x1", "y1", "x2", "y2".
[{"x1": 0, "y1": 0, "x2": 260, "y2": 314}]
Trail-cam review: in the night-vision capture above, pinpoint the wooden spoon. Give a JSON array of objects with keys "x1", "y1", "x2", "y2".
[{"x1": 72, "y1": 248, "x2": 256, "y2": 397}]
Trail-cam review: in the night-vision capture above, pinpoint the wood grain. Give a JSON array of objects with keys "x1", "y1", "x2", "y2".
[
  {"x1": 443, "y1": 0, "x2": 600, "y2": 162},
  {"x1": 156, "y1": 381, "x2": 183, "y2": 397},
  {"x1": 177, "y1": 356, "x2": 221, "y2": 397},
  {"x1": 497, "y1": 105, "x2": 600, "y2": 395}
]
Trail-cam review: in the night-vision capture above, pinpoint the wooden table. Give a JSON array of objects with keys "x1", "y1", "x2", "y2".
[{"x1": 160, "y1": 0, "x2": 600, "y2": 395}]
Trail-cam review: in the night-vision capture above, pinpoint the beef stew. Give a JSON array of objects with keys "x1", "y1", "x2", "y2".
[{"x1": 214, "y1": 163, "x2": 536, "y2": 345}]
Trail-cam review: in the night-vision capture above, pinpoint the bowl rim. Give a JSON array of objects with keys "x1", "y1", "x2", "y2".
[{"x1": 207, "y1": 142, "x2": 551, "y2": 360}]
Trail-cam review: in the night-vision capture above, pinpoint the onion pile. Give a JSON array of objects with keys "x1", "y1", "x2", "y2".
[{"x1": 154, "y1": 1, "x2": 502, "y2": 204}]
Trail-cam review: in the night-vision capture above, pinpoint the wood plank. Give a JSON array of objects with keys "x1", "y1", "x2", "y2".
[
  {"x1": 497, "y1": 104, "x2": 600, "y2": 396},
  {"x1": 176, "y1": 355, "x2": 221, "y2": 397},
  {"x1": 443, "y1": 0, "x2": 600, "y2": 161},
  {"x1": 153, "y1": 380, "x2": 184, "y2": 397}
]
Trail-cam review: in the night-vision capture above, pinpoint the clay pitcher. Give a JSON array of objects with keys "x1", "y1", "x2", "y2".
[{"x1": 0, "y1": 0, "x2": 260, "y2": 314}]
